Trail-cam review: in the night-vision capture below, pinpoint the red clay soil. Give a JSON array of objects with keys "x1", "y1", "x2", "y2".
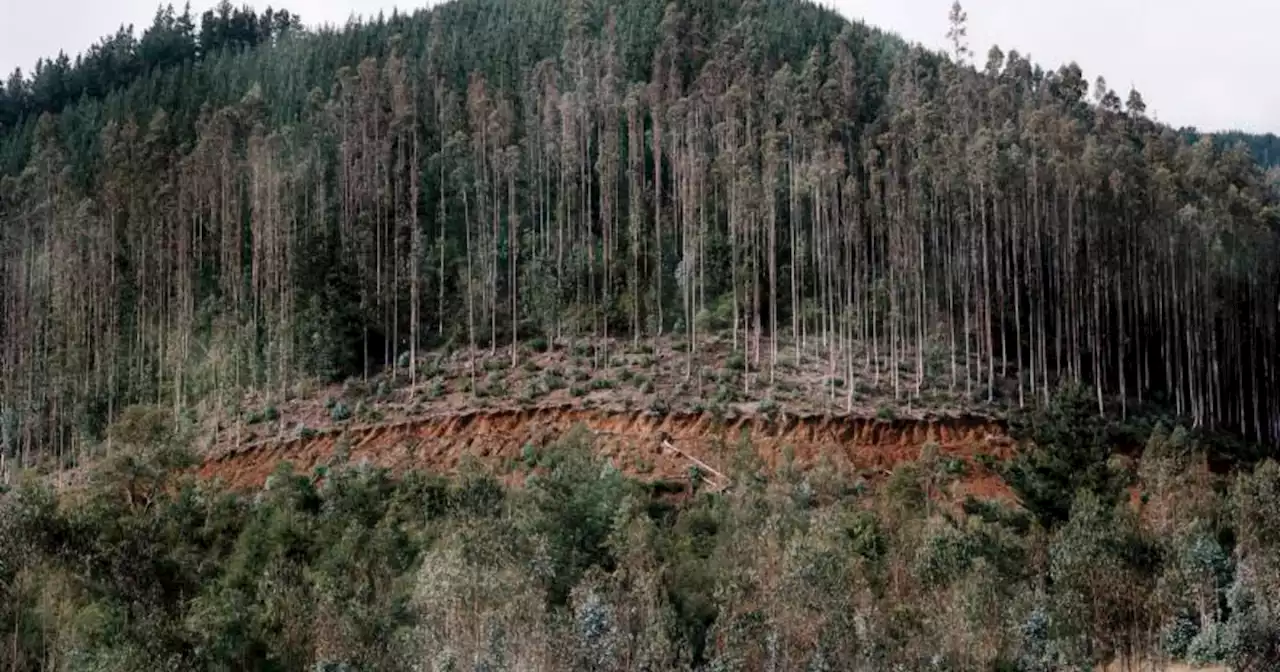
[{"x1": 199, "y1": 405, "x2": 1016, "y2": 497}]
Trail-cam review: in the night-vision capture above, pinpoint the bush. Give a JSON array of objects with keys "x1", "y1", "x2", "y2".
[
  {"x1": 108, "y1": 405, "x2": 174, "y2": 448},
  {"x1": 1161, "y1": 615, "x2": 1198, "y2": 659},
  {"x1": 714, "y1": 384, "x2": 738, "y2": 404},
  {"x1": 521, "y1": 443, "x2": 539, "y2": 467},
  {"x1": 1186, "y1": 621, "x2": 1231, "y2": 665},
  {"x1": 543, "y1": 372, "x2": 566, "y2": 391},
  {"x1": 246, "y1": 405, "x2": 280, "y2": 425},
  {"x1": 1002, "y1": 384, "x2": 1127, "y2": 528},
  {"x1": 330, "y1": 402, "x2": 352, "y2": 422}
]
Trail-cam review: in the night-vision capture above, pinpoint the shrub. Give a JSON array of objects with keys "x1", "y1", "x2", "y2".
[
  {"x1": 485, "y1": 372, "x2": 507, "y2": 397},
  {"x1": 343, "y1": 378, "x2": 371, "y2": 399},
  {"x1": 1161, "y1": 615, "x2": 1198, "y2": 659},
  {"x1": 1002, "y1": 384, "x2": 1127, "y2": 528},
  {"x1": 1186, "y1": 621, "x2": 1231, "y2": 665},
  {"x1": 521, "y1": 443, "x2": 539, "y2": 467},
  {"x1": 714, "y1": 384, "x2": 737, "y2": 404},
  {"x1": 108, "y1": 405, "x2": 174, "y2": 448},
  {"x1": 330, "y1": 402, "x2": 352, "y2": 422},
  {"x1": 420, "y1": 357, "x2": 443, "y2": 378},
  {"x1": 543, "y1": 372, "x2": 566, "y2": 391}
]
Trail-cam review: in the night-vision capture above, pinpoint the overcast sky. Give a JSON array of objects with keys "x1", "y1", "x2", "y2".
[{"x1": 1, "y1": 0, "x2": 1275, "y2": 133}]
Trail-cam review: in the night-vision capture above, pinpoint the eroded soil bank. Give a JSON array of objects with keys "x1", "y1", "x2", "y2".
[{"x1": 200, "y1": 406, "x2": 1015, "y2": 497}]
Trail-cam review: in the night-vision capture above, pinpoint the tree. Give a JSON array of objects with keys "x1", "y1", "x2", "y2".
[{"x1": 1002, "y1": 385, "x2": 1129, "y2": 528}]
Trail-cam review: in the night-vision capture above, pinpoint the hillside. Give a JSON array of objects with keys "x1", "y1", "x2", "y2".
[
  {"x1": 0, "y1": 0, "x2": 1277, "y2": 472},
  {"x1": 3, "y1": 0, "x2": 1280, "y2": 669}
]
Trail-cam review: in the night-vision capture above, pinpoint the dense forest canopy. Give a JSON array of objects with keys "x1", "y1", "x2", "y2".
[
  {"x1": 1179, "y1": 129, "x2": 1280, "y2": 169},
  {"x1": 1, "y1": 0, "x2": 1279, "y2": 467}
]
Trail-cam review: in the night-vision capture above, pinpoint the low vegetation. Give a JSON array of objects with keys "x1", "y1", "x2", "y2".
[{"x1": 1, "y1": 397, "x2": 1276, "y2": 671}]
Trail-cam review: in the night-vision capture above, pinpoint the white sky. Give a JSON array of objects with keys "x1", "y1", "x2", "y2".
[{"x1": 1, "y1": 0, "x2": 1275, "y2": 133}]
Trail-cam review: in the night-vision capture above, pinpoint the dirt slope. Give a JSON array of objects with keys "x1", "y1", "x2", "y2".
[{"x1": 199, "y1": 406, "x2": 1015, "y2": 498}]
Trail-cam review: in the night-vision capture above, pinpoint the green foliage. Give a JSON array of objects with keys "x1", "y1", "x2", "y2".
[
  {"x1": 523, "y1": 430, "x2": 631, "y2": 606},
  {"x1": 107, "y1": 404, "x2": 174, "y2": 449},
  {"x1": 329, "y1": 401, "x2": 352, "y2": 423},
  {"x1": 245, "y1": 404, "x2": 279, "y2": 425},
  {"x1": 0, "y1": 420, "x2": 1277, "y2": 669},
  {"x1": 1002, "y1": 385, "x2": 1128, "y2": 528},
  {"x1": 427, "y1": 378, "x2": 446, "y2": 399},
  {"x1": 0, "y1": 0, "x2": 1277, "y2": 469}
]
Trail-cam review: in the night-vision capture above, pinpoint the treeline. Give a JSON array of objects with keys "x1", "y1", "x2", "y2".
[
  {"x1": 1185, "y1": 128, "x2": 1280, "y2": 169},
  {"x1": 0, "y1": 1, "x2": 302, "y2": 132},
  {"x1": 2, "y1": 398, "x2": 1279, "y2": 670},
  {"x1": 1, "y1": 0, "x2": 1278, "y2": 465}
]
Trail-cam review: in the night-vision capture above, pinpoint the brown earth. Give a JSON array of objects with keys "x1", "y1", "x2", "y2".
[{"x1": 199, "y1": 405, "x2": 1016, "y2": 499}]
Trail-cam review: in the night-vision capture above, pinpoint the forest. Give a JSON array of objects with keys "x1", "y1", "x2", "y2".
[
  {"x1": 2, "y1": 394, "x2": 1280, "y2": 670},
  {"x1": 3, "y1": 1, "x2": 1280, "y2": 670},
  {"x1": 0, "y1": 0, "x2": 1278, "y2": 463}
]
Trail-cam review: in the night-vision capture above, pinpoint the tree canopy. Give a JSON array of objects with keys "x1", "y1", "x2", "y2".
[{"x1": 0, "y1": 0, "x2": 1278, "y2": 467}]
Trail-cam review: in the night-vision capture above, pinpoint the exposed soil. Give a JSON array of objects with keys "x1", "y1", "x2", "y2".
[
  {"x1": 199, "y1": 405, "x2": 1016, "y2": 499},
  {"x1": 176, "y1": 334, "x2": 1027, "y2": 500}
]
